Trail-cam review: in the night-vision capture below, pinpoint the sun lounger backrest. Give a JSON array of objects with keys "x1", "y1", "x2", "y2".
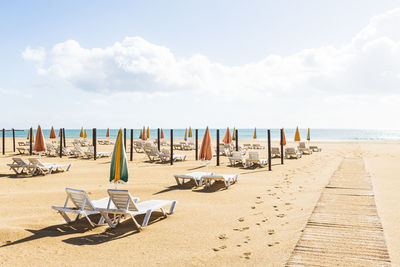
[
  {"x1": 299, "y1": 142, "x2": 306, "y2": 148},
  {"x1": 249, "y1": 152, "x2": 260, "y2": 160},
  {"x1": 65, "y1": 188, "x2": 95, "y2": 211},
  {"x1": 28, "y1": 158, "x2": 43, "y2": 167},
  {"x1": 286, "y1": 147, "x2": 295, "y2": 153},
  {"x1": 108, "y1": 189, "x2": 138, "y2": 212},
  {"x1": 231, "y1": 151, "x2": 242, "y2": 158},
  {"x1": 12, "y1": 157, "x2": 27, "y2": 166},
  {"x1": 271, "y1": 147, "x2": 280, "y2": 153}
]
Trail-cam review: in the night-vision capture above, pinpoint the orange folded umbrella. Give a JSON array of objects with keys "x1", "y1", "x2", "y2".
[
  {"x1": 222, "y1": 127, "x2": 232, "y2": 144},
  {"x1": 34, "y1": 125, "x2": 47, "y2": 153},
  {"x1": 160, "y1": 128, "x2": 165, "y2": 139},
  {"x1": 141, "y1": 126, "x2": 147, "y2": 141},
  {"x1": 199, "y1": 127, "x2": 212, "y2": 161},
  {"x1": 49, "y1": 126, "x2": 56, "y2": 139},
  {"x1": 106, "y1": 128, "x2": 110, "y2": 138},
  {"x1": 280, "y1": 128, "x2": 287, "y2": 146}
]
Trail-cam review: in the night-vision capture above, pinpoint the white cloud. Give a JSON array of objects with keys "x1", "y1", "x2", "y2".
[{"x1": 22, "y1": 8, "x2": 400, "y2": 99}]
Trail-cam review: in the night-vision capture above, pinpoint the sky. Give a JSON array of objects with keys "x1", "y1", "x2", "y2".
[{"x1": 1, "y1": 0, "x2": 400, "y2": 129}]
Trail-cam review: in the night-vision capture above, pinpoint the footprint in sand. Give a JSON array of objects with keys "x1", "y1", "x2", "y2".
[
  {"x1": 256, "y1": 196, "x2": 261, "y2": 199},
  {"x1": 276, "y1": 213, "x2": 286, "y2": 218},
  {"x1": 267, "y1": 229, "x2": 275, "y2": 235},
  {"x1": 243, "y1": 252, "x2": 251, "y2": 259},
  {"x1": 218, "y1": 234, "x2": 228, "y2": 240},
  {"x1": 255, "y1": 201, "x2": 263, "y2": 204},
  {"x1": 251, "y1": 206, "x2": 256, "y2": 209}
]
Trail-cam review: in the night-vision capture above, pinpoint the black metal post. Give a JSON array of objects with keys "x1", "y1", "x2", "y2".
[
  {"x1": 2, "y1": 128, "x2": 5, "y2": 155},
  {"x1": 130, "y1": 129, "x2": 133, "y2": 161},
  {"x1": 195, "y1": 129, "x2": 198, "y2": 160},
  {"x1": 12, "y1": 128, "x2": 15, "y2": 152},
  {"x1": 216, "y1": 129, "x2": 220, "y2": 166},
  {"x1": 170, "y1": 129, "x2": 173, "y2": 165},
  {"x1": 29, "y1": 127, "x2": 33, "y2": 155},
  {"x1": 59, "y1": 128, "x2": 63, "y2": 158},
  {"x1": 235, "y1": 129, "x2": 239, "y2": 151},
  {"x1": 123, "y1": 128, "x2": 126, "y2": 150},
  {"x1": 268, "y1": 129, "x2": 272, "y2": 171},
  {"x1": 93, "y1": 128, "x2": 97, "y2": 160},
  {"x1": 280, "y1": 129, "x2": 284, "y2": 165},
  {"x1": 157, "y1": 128, "x2": 160, "y2": 151},
  {"x1": 63, "y1": 128, "x2": 66, "y2": 147}
]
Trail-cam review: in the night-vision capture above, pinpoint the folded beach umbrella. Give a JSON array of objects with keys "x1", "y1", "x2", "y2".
[
  {"x1": 184, "y1": 128, "x2": 188, "y2": 141},
  {"x1": 160, "y1": 128, "x2": 165, "y2": 139},
  {"x1": 232, "y1": 127, "x2": 236, "y2": 141},
  {"x1": 253, "y1": 127, "x2": 257, "y2": 139},
  {"x1": 139, "y1": 129, "x2": 142, "y2": 139},
  {"x1": 222, "y1": 127, "x2": 232, "y2": 144},
  {"x1": 58, "y1": 129, "x2": 61, "y2": 138},
  {"x1": 141, "y1": 126, "x2": 147, "y2": 141},
  {"x1": 189, "y1": 127, "x2": 193, "y2": 138},
  {"x1": 280, "y1": 128, "x2": 287, "y2": 146},
  {"x1": 49, "y1": 126, "x2": 56, "y2": 139},
  {"x1": 294, "y1": 127, "x2": 301, "y2": 142},
  {"x1": 84, "y1": 129, "x2": 87, "y2": 139},
  {"x1": 110, "y1": 129, "x2": 129, "y2": 185},
  {"x1": 80, "y1": 127, "x2": 84, "y2": 138},
  {"x1": 34, "y1": 125, "x2": 47, "y2": 154},
  {"x1": 307, "y1": 128, "x2": 311, "y2": 141},
  {"x1": 147, "y1": 127, "x2": 150, "y2": 139},
  {"x1": 106, "y1": 128, "x2": 110, "y2": 138},
  {"x1": 199, "y1": 127, "x2": 212, "y2": 161}
]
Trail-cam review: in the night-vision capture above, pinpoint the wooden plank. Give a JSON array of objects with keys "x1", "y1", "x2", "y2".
[{"x1": 286, "y1": 158, "x2": 391, "y2": 266}]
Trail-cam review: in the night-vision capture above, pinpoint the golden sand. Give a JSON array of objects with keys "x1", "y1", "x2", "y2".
[{"x1": 0, "y1": 138, "x2": 399, "y2": 266}]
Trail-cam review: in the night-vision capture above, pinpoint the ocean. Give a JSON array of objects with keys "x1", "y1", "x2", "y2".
[{"x1": 3, "y1": 128, "x2": 400, "y2": 141}]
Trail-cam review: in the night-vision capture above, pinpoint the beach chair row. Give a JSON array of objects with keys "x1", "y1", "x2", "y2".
[
  {"x1": 52, "y1": 188, "x2": 177, "y2": 230},
  {"x1": 7, "y1": 157, "x2": 71, "y2": 176}
]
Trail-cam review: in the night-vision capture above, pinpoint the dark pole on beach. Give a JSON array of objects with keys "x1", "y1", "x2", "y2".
[
  {"x1": 195, "y1": 129, "x2": 198, "y2": 160},
  {"x1": 62, "y1": 128, "x2": 66, "y2": 147},
  {"x1": 12, "y1": 128, "x2": 15, "y2": 152},
  {"x1": 280, "y1": 129, "x2": 284, "y2": 165},
  {"x1": 2, "y1": 129, "x2": 5, "y2": 155},
  {"x1": 170, "y1": 129, "x2": 173, "y2": 165},
  {"x1": 130, "y1": 129, "x2": 133, "y2": 161},
  {"x1": 123, "y1": 128, "x2": 127, "y2": 151},
  {"x1": 59, "y1": 128, "x2": 63, "y2": 158},
  {"x1": 267, "y1": 129, "x2": 272, "y2": 171},
  {"x1": 93, "y1": 128, "x2": 97, "y2": 160},
  {"x1": 235, "y1": 129, "x2": 239, "y2": 151},
  {"x1": 157, "y1": 128, "x2": 160, "y2": 151},
  {"x1": 29, "y1": 127, "x2": 33, "y2": 155},
  {"x1": 216, "y1": 129, "x2": 220, "y2": 166}
]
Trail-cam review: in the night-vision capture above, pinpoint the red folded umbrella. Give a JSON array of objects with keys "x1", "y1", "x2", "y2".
[
  {"x1": 199, "y1": 127, "x2": 212, "y2": 161},
  {"x1": 106, "y1": 128, "x2": 110, "y2": 137},
  {"x1": 160, "y1": 128, "x2": 165, "y2": 139},
  {"x1": 34, "y1": 125, "x2": 47, "y2": 153},
  {"x1": 49, "y1": 126, "x2": 56, "y2": 139},
  {"x1": 222, "y1": 127, "x2": 232, "y2": 144}
]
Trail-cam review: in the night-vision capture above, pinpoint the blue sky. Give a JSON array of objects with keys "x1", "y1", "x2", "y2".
[{"x1": 1, "y1": 1, "x2": 400, "y2": 129}]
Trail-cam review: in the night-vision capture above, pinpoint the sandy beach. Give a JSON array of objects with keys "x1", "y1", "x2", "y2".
[{"x1": 0, "y1": 138, "x2": 399, "y2": 266}]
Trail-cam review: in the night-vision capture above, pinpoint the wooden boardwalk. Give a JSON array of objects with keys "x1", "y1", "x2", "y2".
[{"x1": 286, "y1": 158, "x2": 391, "y2": 266}]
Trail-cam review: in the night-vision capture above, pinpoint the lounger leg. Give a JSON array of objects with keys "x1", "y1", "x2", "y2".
[
  {"x1": 142, "y1": 209, "x2": 152, "y2": 227},
  {"x1": 129, "y1": 214, "x2": 142, "y2": 230},
  {"x1": 48, "y1": 167, "x2": 53, "y2": 174},
  {"x1": 83, "y1": 212, "x2": 96, "y2": 227},
  {"x1": 59, "y1": 211, "x2": 72, "y2": 223},
  {"x1": 175, "y1": 177, "x2": 181, "y2": 186},
  {"x1": 97, "y1": 216, "x2": 105, "y2": 225},
  {"x1": 66, "y1": 164, "x2": 71, "y2": 171},
  {"x1": 168, "y1": 201, "x2": 177, "y2": 214}
]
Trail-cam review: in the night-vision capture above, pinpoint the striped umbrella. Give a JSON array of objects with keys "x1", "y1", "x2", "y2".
[
  {"x1": 280, "y1": 128, "x2": 287, "y2": 146},
  {"x1": 34, "y1": 125, "x2": 47, "y2": 154},
  {"x1": 222, "y1": 127, "x2": 232, "y2": 144},
  {"x1": 110, "y1": 129, "x2": 129, "y2": 185},
  {"x1": 294, "y1": 127, "x2": 301, "y2": 142},
  {"x1": 160, "y1": 128, "x2": 165, "y2": 139},
  {"x1": 307, "y1": 128, "x2": 311, "y2": 141},
  {"x1": 49, "y1": 126, "x2": 56, "y2": 139},
  {"x1": 184, "y1": 128, "x2": 188, "y2": 141},
  {"x1": 80, "y1": 127, "x2": 84, "y2": 138},
  {"x1": 106, "y1": 128, "x2": 110, "y2": 138},
  {"x1": 189, "y1": 127, "x2": 193, "y2": 138},
  {"x1": 141, "y1": 126, "x2": 147, "y2": 141},
  {"x1": 84, "y1": 129, "x2": 87, "y2": 139},
  {"x1": 253, "y1": 127, "x2": 257, "y2": 139}
]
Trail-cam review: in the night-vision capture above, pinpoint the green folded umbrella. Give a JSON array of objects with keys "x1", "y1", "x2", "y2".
[{"x1": 110, "y1": 129, "x2": 129, "y2": 184}]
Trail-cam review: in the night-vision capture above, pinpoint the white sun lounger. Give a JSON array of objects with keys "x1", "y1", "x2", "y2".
[
  {"x1": 28, "y1": 158, "x2": 72, "y2": 175},
  {"x1": 84, "y1": 146, "x2": 112, "y2": 159},
  {"x1": 16, "y1": 147, "x2": 28, "y2": 154},
  {"x1": 298, "y1": 142, "x2": 312, "y2": 155},
  {"x1": 201, "y1": 174, "x2": 238, "y2": 189},
  {"x1": 7, "y1": 157, "x2": 34, "y2": 175},
  {"x1": 173, "y1": 172, "x2": 214, "y2": 187},
  {"x1": 246, "y1": 152, "x2": 267, "y2": 168},
  {"x1": 51, "y1": 188, "x2": 123, "y2": 227},
  {"x1": 228, "y1": 151, "x2": 246, "y2": 166},
  {"x1": 285, "y1": 147, "x2": 302, "y2": 159},
  {"x1": 97, "y1": 189, "x2": 177, "y2": 230},
  {"x1": 309, "y1": 145, "x2": 322, "y2": 152},
  {"x1": 271, "y1": 147, "x2": 281, "y2": 158}
]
